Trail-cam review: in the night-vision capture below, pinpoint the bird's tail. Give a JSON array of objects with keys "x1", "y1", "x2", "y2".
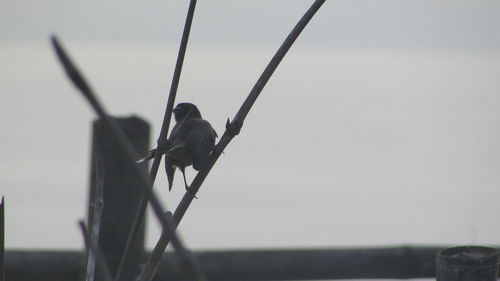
[{"x1": 136, "y1": 148, "x2": 157, "y2": 163}]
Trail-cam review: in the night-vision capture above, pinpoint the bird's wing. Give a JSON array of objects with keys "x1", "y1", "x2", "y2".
[{"x1": 185, "y1": 119, "x2": 218, "y2": 171}]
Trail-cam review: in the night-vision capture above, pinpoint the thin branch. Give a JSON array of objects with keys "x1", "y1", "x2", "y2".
[
  {"x1": 51, "y1": 36, "x2": 206, "y2": 281},
  {"x1": 115, "y1": 0, "x2": 197, "y2": 279},
  {"x1": 137, "y1": 212, "x2": 177, "y2": 281},
  {"x1": 0, "y1": 197, "x2": 4, "y2": 281},
  {"x1": 137, "y1": 0, "x2": 327, "y2": 279},
  {"x1": 79, "y1": 221, "x2": 113, "y2": 281},
  {"x1": 86, "y1": 162, "x2": 104, "y2": 281}
]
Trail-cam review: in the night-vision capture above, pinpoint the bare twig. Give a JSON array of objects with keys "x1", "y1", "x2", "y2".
[
  {"x1": 137, "y1": 212, "x2": 176, "y2": 281},
  {"x1": 0, "y1": 197, "x2": 4, "y2": 281},
  {"x1": 79, "y1": 221, "x2": 113, "y2": 281},
  {"x1": 51, "y1": 36, "x2": 206, "y2": 281},
  {"x1": 86, "y1": 162, "x2": 104, "y2": 281},
  {"x1": 138, "y1": 0, "x2": 327, "y2": 279},
  {"x1": 115, "y1": 1, "x2": 198, "y2": 279}
]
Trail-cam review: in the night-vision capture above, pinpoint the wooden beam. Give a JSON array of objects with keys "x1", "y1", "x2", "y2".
[{"x1": 5, "y1": 246, "x2": 445, "y2": 281}]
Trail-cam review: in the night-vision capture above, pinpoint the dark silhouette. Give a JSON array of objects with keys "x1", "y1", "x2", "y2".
[{"x1": 138, "y1": 103, "x2": 218, "y2": 190}]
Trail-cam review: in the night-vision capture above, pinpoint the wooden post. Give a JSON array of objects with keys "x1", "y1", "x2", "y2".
[
  {"x1": 436, "y1": 246, "x2": 499, "y2": 281},
  {"x1": 88, "y1": 116, "x2": 150, "y2": 280}
]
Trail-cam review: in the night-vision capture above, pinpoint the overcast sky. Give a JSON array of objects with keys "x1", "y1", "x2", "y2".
[
  {"x1": 2, "y1": 0, "x2": 500, "y2": 49},
  {"x1": 1, "y1": 1, "x2": 500, "y2": 259}
]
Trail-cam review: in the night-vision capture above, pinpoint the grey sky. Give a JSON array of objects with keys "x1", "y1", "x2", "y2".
[
  {"x1": 2, "y1": 0, "x2": 500, "y2": 49},
  {"x1": 1, "y1": 1, "x2": 500, "y2": 253}
]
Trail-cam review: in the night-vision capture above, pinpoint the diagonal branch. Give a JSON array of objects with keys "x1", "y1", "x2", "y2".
[
  {"x1": 79, "y1": 221, "x2": 113, "y2": 281},
  {"x1": 115, "y1": 0, "x2": 198, "y2": 279},
  {"x1": 137, "y1": 0, "x2": 327, "y2": 280},
  {"x1": 0, "y1": 197, "x2": 4, "y2": 281},
  {"x1": 51, "y1": 35, "x2": 206, "y2": 281}
]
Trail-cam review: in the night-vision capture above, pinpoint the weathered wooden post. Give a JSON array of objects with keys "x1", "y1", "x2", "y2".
[
  {"x1": 436, "y1": 246, "x2": 499, "y2": 281},
  {"x1": 88, "y1": 116, "x2": 150, "y2": 280}
]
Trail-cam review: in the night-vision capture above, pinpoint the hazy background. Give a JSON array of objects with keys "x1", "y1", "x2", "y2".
[{"x1": 1, "y1": 1, "x2": 500, "y2": 272}]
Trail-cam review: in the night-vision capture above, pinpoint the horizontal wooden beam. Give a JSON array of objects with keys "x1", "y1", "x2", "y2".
[{"x1": 4, "y1": 246, "x2": 448, "y2": 281}]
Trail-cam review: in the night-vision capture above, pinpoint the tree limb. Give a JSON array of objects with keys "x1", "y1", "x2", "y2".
[
  {"x1": 137, "y1": 1, "x2": 327, "y2": 280},
  {"x1": 51, "y1": 35, "x2": 206, "y2": 281},
  {"x1": 114, "y1": 1, "x2": 198, "y2": 280}
]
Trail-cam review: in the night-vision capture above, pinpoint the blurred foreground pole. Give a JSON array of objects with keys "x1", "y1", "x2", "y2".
[
  {"x1": 1, "y1": 197, "x2": 4, "y2": 281},
  {"x1": 436, "y1": 246, "x2": 499, "y2": 281},
  {"x1": 88, "y1": 116, "x2": 150, "y2": 280}
]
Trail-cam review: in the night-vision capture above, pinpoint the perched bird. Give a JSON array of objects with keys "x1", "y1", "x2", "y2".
[{"x1": 138, "y1": 102, "x2": 218, "y2": 191}]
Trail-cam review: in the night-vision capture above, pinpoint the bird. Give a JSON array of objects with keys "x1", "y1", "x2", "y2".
[{"x1": 137, "y1": 102, "x2": 218, "y2": 191}]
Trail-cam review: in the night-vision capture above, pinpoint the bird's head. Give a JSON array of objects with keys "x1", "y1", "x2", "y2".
[{"x1": 173, "y1": 102, "x2": 202, "y2": 122}]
